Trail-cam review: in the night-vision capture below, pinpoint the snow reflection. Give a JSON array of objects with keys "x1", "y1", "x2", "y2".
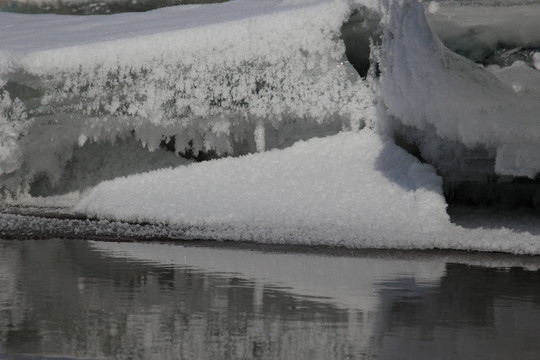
[{"x1": 2, "y1": 239, "x2": 540, "y2": 359}]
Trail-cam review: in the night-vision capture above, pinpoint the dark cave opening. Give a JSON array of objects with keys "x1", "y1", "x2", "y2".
[{"x1": 341, "y1": 7, "x2": 381, "y2": 78}]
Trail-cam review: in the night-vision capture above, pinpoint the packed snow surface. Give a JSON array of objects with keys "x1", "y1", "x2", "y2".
[{"x1": 3, "y1": 0, "x2": 540, "y2": 253}]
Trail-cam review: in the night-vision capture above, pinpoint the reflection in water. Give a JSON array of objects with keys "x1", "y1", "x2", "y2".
[
  {"x1": 0, "y1": 240, "x2": 368, "y2": 359},
  {"x1": 0, "y1": 239, "x2": 540, "y2": 359},
  {"x1": 374, "y1": 264, "x2": 540, "y2": 360}
]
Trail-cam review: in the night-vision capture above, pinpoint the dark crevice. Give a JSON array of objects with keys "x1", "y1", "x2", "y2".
[
  {"x1": 393, "y1": 133, "x2": 426, "y2": 164},
  {"x1": 341, "y1": 7, "x2": 382, "y2": 78},
  {"x1": 28, "y1": 173, "x2": 53, "y2": 198},
  {"x1": 481, "y1": 46, "x2": 540, "y2": 68},
  {"x1": 160, "y1": 136, "x2": 220, "y2": 162},
  {"x1": 444, "y1": 177, "x2": 540, "y2": 210}
]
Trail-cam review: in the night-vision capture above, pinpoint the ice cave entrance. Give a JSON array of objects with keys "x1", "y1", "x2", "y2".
[{"x1": 341, "y1": 8, "x2": 381, "y2": 79}]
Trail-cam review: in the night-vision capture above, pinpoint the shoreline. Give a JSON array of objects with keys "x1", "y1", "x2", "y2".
[{"x1": 3, "y1": 207, "x2": 540, "y2": 269}]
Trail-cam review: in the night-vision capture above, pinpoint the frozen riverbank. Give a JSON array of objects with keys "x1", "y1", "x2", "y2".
[{"x1": 2, "y1": 0, "x2": 540, "y2": 254}]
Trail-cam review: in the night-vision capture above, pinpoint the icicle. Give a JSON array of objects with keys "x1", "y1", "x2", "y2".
[{"x1": 254, "y1": 121, "x2": 265, "y2": 153}]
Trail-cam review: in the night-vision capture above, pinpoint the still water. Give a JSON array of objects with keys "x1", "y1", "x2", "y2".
[{"x1": 1, "y1": 239, "x2": 540, "y2": 359}]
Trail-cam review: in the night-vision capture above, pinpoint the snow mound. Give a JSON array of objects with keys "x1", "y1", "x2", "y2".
[
  {"x1": 73, "y1": 130, "x2": 540, "y2": 255},
  {"x1": 74, "y1": 130, "x2": 450, "y2": 245}
]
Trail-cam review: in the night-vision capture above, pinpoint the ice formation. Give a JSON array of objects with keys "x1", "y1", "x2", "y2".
[
  {"x1": 0, "y1": 0, "x2": 373, "y2": 195},
  {"x1": 2, "y1": 0, "x2": 540, "y2": 253},
  {"x1": 380, "y1": 1, "x2": 540, "y2": 178}
]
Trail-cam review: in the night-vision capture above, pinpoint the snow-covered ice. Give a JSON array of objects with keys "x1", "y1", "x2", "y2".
[
  {"x1": 0, "y1": 0, "x2": 374, "y2": 192},
  {"x1": 380, "y1": 1, "x2": 540, "y2": 178},
  {"x1": 2, "y1": 0, "x2": 540, "y2": 254}
]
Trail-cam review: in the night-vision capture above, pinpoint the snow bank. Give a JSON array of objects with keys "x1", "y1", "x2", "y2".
[
  {"x1": 4, "y1": 0, "x2": 540, "y2": 253},
  {"x1": 75, "y1": 130, "x2": 450, "y2": 245},
  {"x1": 0, "y1": 0, "x2": 373, "y2": 194},
  {"x1": 72, "y1": 128, "x2": 540, "y2": 254}
]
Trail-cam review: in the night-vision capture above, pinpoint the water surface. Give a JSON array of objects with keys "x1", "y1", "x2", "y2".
[{"x1": 1, "y1": 239, "x2": 540, "y2": 359}]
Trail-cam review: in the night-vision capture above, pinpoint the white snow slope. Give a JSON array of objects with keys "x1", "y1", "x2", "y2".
[
  {"x1": 3, "y1": 0, "x2": 540, "y2": 253},
  {"x1": 75, "y1": 131, "x2": 449, "y2": 246},
  {"x1": 75, "y1": 130, "x2": 540, "y2": 254}
]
